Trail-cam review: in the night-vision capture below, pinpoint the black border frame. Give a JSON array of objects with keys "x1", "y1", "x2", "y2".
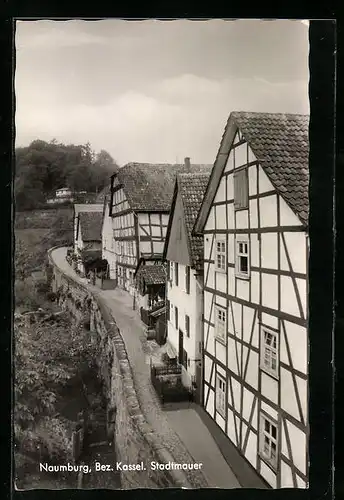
[{"x1": 0, "y1": 13, "x2": 336, "y2": 500}]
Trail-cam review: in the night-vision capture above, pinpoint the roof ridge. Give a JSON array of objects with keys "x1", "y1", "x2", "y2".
[{"x1": 231, "y1": 110, "x2": 309, "y2": 118}]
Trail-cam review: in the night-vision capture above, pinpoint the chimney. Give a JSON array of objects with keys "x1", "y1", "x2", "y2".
[{"x1": 184, "y1": 157, "x2": 191, "y2": 169}]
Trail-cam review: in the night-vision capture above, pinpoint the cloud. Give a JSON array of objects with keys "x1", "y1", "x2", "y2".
[
  {"x1": 15, "y1": 21, "x2": 108, "y2": 50},
  {"x1": 14, "y1": 20, "x2": 309, "y2": 166},
  {"x1": 15, "y1": 71, "x2": 309, "y2": 167}
]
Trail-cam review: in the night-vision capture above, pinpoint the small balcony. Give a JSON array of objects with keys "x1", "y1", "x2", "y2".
[{"x1": 149, "y1": 354, "x2": 193, "y2": 405}]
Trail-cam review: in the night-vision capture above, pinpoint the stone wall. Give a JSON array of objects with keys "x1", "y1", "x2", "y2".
[{"x1": 48, "y1": 247, "x2": 191, "y2": 489}]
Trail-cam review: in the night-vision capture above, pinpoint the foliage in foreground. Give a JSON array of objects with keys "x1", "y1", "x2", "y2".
[{"x1": 14, "y1": 312, "x2": 99, "y2": 463}]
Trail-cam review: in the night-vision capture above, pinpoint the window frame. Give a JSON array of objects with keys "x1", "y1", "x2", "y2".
[
  {"x1": 175, "y1": 306, "x2": 179, "y2": 330},
  {"x1": 175, "y1": 262, "x2": 179, "y2": 286},
  {"x1": 185, "y1": 314, "x2": 190, "y2": 338},
  {"x1": 215, "y1": 373, "x2": 226, "y2": 417},
  {"x1": 260, "y1": 326, "x2": 279, "y2": 379},
  {"x1": 215, "y1": 237, "x2": 226, "y2": 273},
  {"x1": 235, "y1": 237, "x2": 250, "y2": 279},
  {"x1": 259, "y1": 412, "x2": 278, "y2": 470},
  {"x1": 233, "y1": 166, "x2": 249, "y2": 211},
  {"x1": 214, "y1": 305, "x2": 227, "y2": 345}
]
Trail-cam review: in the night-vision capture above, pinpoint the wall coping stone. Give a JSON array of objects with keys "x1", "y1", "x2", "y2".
[{"x1": 48, "y1": 246, "x2": 194, "y2": 489}]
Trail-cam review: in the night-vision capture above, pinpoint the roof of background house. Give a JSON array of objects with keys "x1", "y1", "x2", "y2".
[
  {"x1": 95, "y1": 185, "x2": 110, "y2": 204},
  {"x1": 178, "y1": 171, "x2": 212, "y2": 270},
  {"x1": 79, "y1": 211, "x2": 103, "y2": 241},
  {"x1": 116, "y1": 162, "x2": 213, "y2": 212},
  {"x1": 231, "y1": 111, "x2": 309, "y2": 225},
  {"x1": 136, "y1": 263, "x2": 167, "y2": 285},
  {"x1": 74, "y1": 203, "x2": 103, "y2": 215}
]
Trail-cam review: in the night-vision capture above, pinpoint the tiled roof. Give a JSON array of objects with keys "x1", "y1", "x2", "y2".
[
  {"x1": 178, "y1": 171, "x2": 212, "y2": 270},
  {"x1": 79, "y1": 212, "x2": 103, "y2": 241},
  {"x1": 117, "y1": 163, "x2": 212, "y2": 212},
  {"x1": 137, "y1": 264, "x2": 167, "y2": 285},
  {"x1": 74, "y1": 203, "x2": 103, "y2": 215},
  {"x1": 232, "y1": 112, "x2": 309, "y2": 225}
]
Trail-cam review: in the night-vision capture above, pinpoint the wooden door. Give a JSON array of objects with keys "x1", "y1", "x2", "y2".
[
  {"x1": 178, "y1": 329, "x2": 184, "y2": 365},
  {"x1": 194, "y1": 360, "x2": 202, "y2": 404}
]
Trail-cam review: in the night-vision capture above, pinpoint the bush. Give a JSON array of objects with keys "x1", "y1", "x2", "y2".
[
  {"x1": 35, "y1": 282, "x2": 50, "y2": 295},
  {"x1": 46, "y1": 292, "x2": 57, "y2": 302}
]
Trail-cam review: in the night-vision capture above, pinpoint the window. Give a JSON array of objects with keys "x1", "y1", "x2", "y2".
[
  {"x1": 260, "y1": 413, "x2": 278, "y2": 469},
  {"x1": 215, "y1": 238, "x2": 226, "y2": 272},
  {"x1": 235, "y1": 239, "x2": 250, "y2": 278},
  {"x1": 166, "y1": 299, "x2": 170, "y2": 320},
  {"x1": 215, "y1": 305, "x2": 226, "y2": 344},
  {"x1": 185, "y1": 266, "x2": 190, "y2": 294},
  {"x1": 185, "y1": 315, "x2": 190, "y2": 338},
  {"x1": 175, "y1": 306, "x2": 179, "y2": 329},
  {"x1": 216, "y1": 374, "x2": 226, "y2": 417},
  {"x1": 234, "y1": 168, "x2": 248, "y2": 210},
  {"x1": 261, "y1": 327, "x2": 279, "y2": 378},
  {"x1": 175, "y1": 262, "x2": 179, "y2": 286}
]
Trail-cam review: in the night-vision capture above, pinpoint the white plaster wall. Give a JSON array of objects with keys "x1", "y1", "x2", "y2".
[
  {"x1": 167, "y1": 263, "x2": 201, "y2": 383},
  {"x1": 260, "y1": 460, "x2": 277, "y2": 488}
]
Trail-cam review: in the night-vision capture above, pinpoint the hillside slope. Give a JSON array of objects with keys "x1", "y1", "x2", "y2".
[{"x1": 15, "y1": 207, "x2": 73, "y2": 280}]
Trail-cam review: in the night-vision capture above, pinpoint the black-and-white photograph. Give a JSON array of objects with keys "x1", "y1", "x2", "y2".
[{"x1": 14, "y1": 19, "x2": 309, "y2": 490}]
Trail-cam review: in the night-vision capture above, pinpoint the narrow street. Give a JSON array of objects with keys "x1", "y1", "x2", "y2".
[{"x1": 51, "y1": 246, "x2": 242, "y2": 488}]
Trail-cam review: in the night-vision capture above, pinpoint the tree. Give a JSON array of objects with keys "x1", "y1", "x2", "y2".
[
  {"x1": 14, "y1": 313, "x2": 99, "y2": 462},
  {"x1": 15, "y1": 139, "x2": 118, "y2": 210}
]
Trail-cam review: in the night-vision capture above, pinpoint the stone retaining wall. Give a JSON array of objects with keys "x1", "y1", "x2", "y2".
[{"x1": 48, "y1": 247, "x2": 192, "y2": 489}]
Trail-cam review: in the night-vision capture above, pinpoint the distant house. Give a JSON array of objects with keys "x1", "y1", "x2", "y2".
[
  {"x1": 163, "y1": 170, "x2": 212, "y2": 402},
  {"x1": 47, "y1": 187, "x2": 74, "y2": 204},
  {"x1": 99, "y1": 186, "x2": 117, "y2": 279},
  {"x1": 56, "y1": 187, "x2": 73, "y2": 199},
  {"x1": 75, "y1": 211, "x2": 103, "y2": 275},
  {"x1": 193, "y1": 111, "x2": 309, "y2": 489},
  {"x1": 73, "y1": 204, "x2": 103, "y2": 254},
  {"x1": 103, "y1": 158, "x2": 212, "y2": 295}
]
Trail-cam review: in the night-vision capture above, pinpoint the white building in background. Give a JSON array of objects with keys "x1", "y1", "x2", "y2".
[
  {"x1": 194, "y1": 111, "x2": 309, "y2": 489},
  {"x1": 75, "y1": 211, "x2": 103, "y2": 274},
  {"x1": 163, "y1": 169, "x2": 212, "y2": 402}
]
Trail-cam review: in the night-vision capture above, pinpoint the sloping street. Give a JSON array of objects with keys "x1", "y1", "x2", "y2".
[{"x1": 51, "y1": 246, "x2": 242, "y2": 489}]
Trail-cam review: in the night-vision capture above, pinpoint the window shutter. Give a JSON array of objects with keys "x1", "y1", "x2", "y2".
[
  {"x1": 234, "y1": 169, "x2": 248, "y2": 209},
  {"x1": 185, "y1": 315, "x2": 190, "y2": 337},
  {"x1": 185, "y1": 266, "x2": 190, "y2": 294},
  {"x1": 166, "y1": 299, "x2": 170, "y2": 320}
]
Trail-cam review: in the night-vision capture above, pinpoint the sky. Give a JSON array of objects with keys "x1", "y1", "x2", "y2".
[{"x1": 15, "y1": 19, "x2": 309, "y2": 166}]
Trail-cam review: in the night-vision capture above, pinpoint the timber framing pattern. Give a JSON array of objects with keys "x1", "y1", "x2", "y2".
[{"x1": 194, "y1": 112, "x2": 309, "y2": 489}]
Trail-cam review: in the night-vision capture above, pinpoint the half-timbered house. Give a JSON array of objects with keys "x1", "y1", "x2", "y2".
[
  {"x1": 104, "y1": 160, "x2": 211, "y2": 295},
  {"x1": 163, "y1": 170, "x2": 212, "y2": 402},
  {"x1": 194, "y1": 112, "x2": 309, "y2": 489}
]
